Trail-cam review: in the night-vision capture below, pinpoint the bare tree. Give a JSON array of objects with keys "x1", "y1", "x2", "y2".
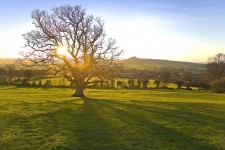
[
  {"x1": 154, "y1": 79, "x2": 160, "y2": 88},
  {"x1": 158, "y1": 71, "x2": 171, "y2": 87},
  {"x1": 142, "y1": 79, "x2": 149, "y2": 89},
  {"x1": 206, "y1": 53, "x2": 225, "y2": 81},
  {"x1": 128, "y1": 78, "x2": 135, "y2": 88},
  {"x1": 137, "y1": 78, "x2": 142, "y2": 88},
  {"x1": 19, "y1": 5, "x2": 122, "y2": 97},
  {"x1": 182, "y1": 69, "x2": 193, "y2": 90},
  {"x1": 5, "y1": 64, "x2": 16, "y2": 84},
  {"x1": 96, "y1": 63, "x2": 123, "y2": 88}
]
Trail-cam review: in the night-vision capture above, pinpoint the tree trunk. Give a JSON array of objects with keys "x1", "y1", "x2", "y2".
[{"x1": 72, "y1": 86, "x2": 85, "y2": 97}]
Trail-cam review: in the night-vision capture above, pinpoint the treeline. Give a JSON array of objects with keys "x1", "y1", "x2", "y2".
[
  {"x1": 1, "y1": 53, "x2": 225, "y2": 93},
  {"x1": 91, "y1": 68, "x2": 204, "y2": 90},
  {"x1": 0, "y1": 64, "x2": 47, "y2": 85},
  {"x1": 0, "y1": 63, "x2": 204, "y2": 90}
]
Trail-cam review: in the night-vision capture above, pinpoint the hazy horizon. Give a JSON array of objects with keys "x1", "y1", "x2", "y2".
[
  {"x1": 1, "y1": 0, "x2": 225, "y2": 63},
  {"x1": 0, "y1": 56, "x2": 207, "y2": 64}
]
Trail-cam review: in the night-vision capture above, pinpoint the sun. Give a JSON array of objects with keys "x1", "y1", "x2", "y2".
[{"x1": 57, "y1": 46, "x2": 67, "y2": 55}]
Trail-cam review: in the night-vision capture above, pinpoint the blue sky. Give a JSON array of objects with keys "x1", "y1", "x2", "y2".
[{"x1": 1, "y1": 0, "x2": 225, "y2": 62}]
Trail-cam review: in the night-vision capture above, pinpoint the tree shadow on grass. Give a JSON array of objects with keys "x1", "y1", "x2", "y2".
[
  {"x1": 73, "y1": 97, "x2": 223, "y2": 150},
  {"x1": 0, "y1": 97, "x2": 224, "y2": 150}
]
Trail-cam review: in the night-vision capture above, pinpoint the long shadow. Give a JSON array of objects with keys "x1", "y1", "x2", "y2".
[
  {"x1": 72, "y1": 97, "x2": 222, "y2": 150},
  {"x1": 1, "y1": 97, "x2": 224, "y2": 149},
  {"x1": 147, "y1": 101, "x2": 225, "y2": 134},
  {"x1": 84, "y1": 98, "x2": 224, "y2": 149}
]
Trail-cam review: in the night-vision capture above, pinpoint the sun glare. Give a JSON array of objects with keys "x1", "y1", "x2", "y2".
[{"x1": 57, "y1": 46, "x2": 67, "y2": 55}]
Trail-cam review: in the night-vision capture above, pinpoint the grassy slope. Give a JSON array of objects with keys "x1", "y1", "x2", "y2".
[
  {"x1": 0, "y1": 58, "x2": 16, "y2": 66},
  {"x1": 0, "y1": 86, "x2": 225, "y2": 150},
  {"x1": 0, "y1": 57, "x2": 205, "y2": 70},
  {"x1": 117, "y1": 57, "x2": 205, "y2": 70}
]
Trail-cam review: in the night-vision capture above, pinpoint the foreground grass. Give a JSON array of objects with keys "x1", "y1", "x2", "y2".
[{"x1": 0, "y1": 86, "x2": 225, "y2": 150}]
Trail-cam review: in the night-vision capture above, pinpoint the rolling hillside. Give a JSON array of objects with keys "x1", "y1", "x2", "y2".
[
  {"x1": 0, "y1": 58, "x2": 17, "y2": 66},
  {"x1": 0, "y1": 57, "x2": 206, "y2": 71},
  {"x1": 117, "y1": 57, "x2": 206, "y2": 70}
]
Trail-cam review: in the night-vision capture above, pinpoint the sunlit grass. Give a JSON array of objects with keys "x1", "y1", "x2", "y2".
[{"x1": 0, "y1": 86, "x2": 225, "y2": 149}]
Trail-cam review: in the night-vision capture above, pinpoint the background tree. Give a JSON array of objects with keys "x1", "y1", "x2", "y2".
[
  {"x1": 206, "y1": 53, "x2": 225, "y2": 81},
  {"x1": 171, "y1": 71, "x2": 183, "y2": 89},
  {"x1": 0, "y1": 64, "x2": 18, "y2": 84},
  {"x1": 24, "y1": 69, "x2": 33, "y2": 80},
  {"x1": 159, "y1": 71, "x2": 171, "y2": 87},
  {"x1": 205, "y1": 53, "x2": 225, "y2": 92},
  {"x1": 182, "y1": 69, "x2": 193, "y2": 90},
  {"x1": 175, "y1": 80, "x2": 184, "y2": 89},
  {"x1": 116, "y1": 81, "x2": 123, "y2": 88},
  {"x1": 14, "y1": 69, "x2": 23, "y2": 81},
  {"x1": 137, "y1": 78, "x2": 142, "y2": 88},
  {"x1": 154, "y1": 80, "x2": 160, "y2": 88},
  {"x1": 0, "y1": 67, "x2": 7, "y2": 84},
  {"x1": 143, "y1": 79, "x2": 149, "y2": 89},
  {"x1": 96, "y1": 63, "x2": 122, "y2": 88},
  {"x1": 210, "y1": 77, "x2": 225, "y2": 93},
  {"x1": 19, "y1": 5, "x2": 122, "y2": 97},
  {"x1": 128, "y1": 78, "x2": 135, "y2": 88},
  {"x1": 5, "y1": 64, "x2": 15, "y2": 84}
]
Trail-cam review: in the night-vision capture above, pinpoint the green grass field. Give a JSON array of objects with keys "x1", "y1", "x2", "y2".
[{"x1": 0, "y1": 86, "x2": 225, "y2": 150}]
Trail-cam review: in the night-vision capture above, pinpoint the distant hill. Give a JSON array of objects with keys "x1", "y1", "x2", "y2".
[
  {"x1": 0, "y1": 57, "x2": 206, "y2": 71},
  {"x1": 117, "y1": 57, "x2": 206, "y2": 71},
  {"x1": 0, "y1": 58, "x2": 17, "y2": 66}
]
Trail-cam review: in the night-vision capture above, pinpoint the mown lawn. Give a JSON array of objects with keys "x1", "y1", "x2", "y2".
[{"x1": 0, "y1": 86, "x2": 225, "y2": 150}]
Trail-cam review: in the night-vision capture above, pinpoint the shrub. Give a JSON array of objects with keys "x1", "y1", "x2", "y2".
[
  {"x1": 38, "y1": 81, "x2": 43, "y2": 87},
  {"x1": 116, "y1": 81, "x2": 123, "y2": 88},
  {"x1": 21, "y1": 78, "x2": 30, "y2": 86},
  {"x1": 31, "y1": 81, "x2": 37, "y2": 87},
  {"x1": 44, "y1": 80, "x2": 52, "y2": 87},
  {"x1": 175, "y1": 80, "x2": 184, "y2": 89},
  {"x1": 154, "y1": 80, "x2": 160, "y2": 88},
  {"x1": 210, "y1": 77, "x2": 225, "y2": 93}
]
